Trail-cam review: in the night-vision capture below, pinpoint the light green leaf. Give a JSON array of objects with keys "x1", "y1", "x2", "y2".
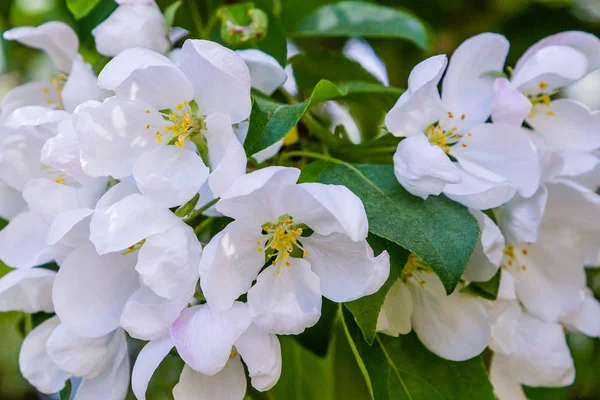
[
  {"x1": 342, "y1": 308, "x2": 496, "y2": 400},
  {"x1": 345, "y1": 235, "x2": 409, "y2": 344},
  {"x1": 164, "y1": 1, "x2": 182, "y2": 28},
  {"x1": 292, "y1": 1, "x2": 430, "y2": 50},
  {"x1": 318, "y1": 164, "x2": 479, "y2": 293},
  {"x1": 66, "y1": 0, "x2": 103, "y2": 20},
  {"x1": 244, "y1": 80, "x2": 403, "y2": 155},
  {"x1": 461, "y1": 268, "x2": 502, "y2": 301}
]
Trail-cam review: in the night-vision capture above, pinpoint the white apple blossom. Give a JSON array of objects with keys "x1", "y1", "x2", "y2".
[
  {"x1": 92, "y1": 0, "x2": 171, "y2": 57},
  {"x1": 72, "y1": 40, "x2": 250, "y2": 207},
  {"x1": 386, "y1": 33, "x2": 540, "y2": 208},
  {"x1": 200, "y1": 166, "x2": 390, "y2": 334}
]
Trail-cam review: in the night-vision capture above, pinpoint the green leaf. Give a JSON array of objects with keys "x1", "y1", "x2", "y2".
[
  {"x1": 298, "y1": 160, "x2": 333, "y2": 183},
  {"x1": 59, "y1": 379, "x2": 72, "y2": 400},
  {"x1": 341, "y1": 308, "x2": 496, "y2": 400},
  {"x1": 175, "y1": 193, "x2": 200, "y2": 218},
  {"x1": 294, "y1": 298, "x2": 338, "y2": 357},
  {"x1": 318, "y1": 164, "x2": 479, "y2": 293},
  {"x1": 344, "y1": 235, "x2": 409, "y2": 344},
  {"x1": 292, "y1": 1, "x2": 430, "y2": 51},
  {"x1": 66, "y1": 0, "x2": 103, "y2": 20},
  {"x1": 245, "y1": 80, "x2": 403, "y2": 155},
  {"x1": 461, "y1": 268, "x2": 502, "y2": 301},
  {"x1": 164, "y1": 1, "x2": 182, "y2": 28}
]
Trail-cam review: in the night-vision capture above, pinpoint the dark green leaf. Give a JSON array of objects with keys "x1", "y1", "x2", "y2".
[
  {"x1": 245, "y1": 80, "x2": 403, "y2": 155},
  {"x1": 164, "y1": 0, "x2": 182, "y2": 28},
  {"x1": 292, "y1": 1, "x2": 430, "y2": 51},
  {"x1": 294, "y1": 298, "x2": 338, "y2": 357},
  {"x1": 318, "y1": 164, "x2": 479, "y2": 293},
  {"x1": 298, "y1": 161, "x2": 333, "y2": 183},
  {"x1": 66, "y1": 0, "x2": 103, "y2": 19},
  {"x1": 59, "y1": 379, "x2": 72, "y2": 400},
  {"x1": 344, "y1": 235, "x2": 409, "y2": 344},
  {"x1": 461, "y1": 268, "x2": 502, "y2": 301},
  {"x1": 342, "y1": 308, "x2": 495, "y2": 400}
]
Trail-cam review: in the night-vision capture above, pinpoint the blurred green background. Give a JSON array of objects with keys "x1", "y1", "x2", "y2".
[{"x1": 1, "y1": 0, "x2": 600, "y2": 399}]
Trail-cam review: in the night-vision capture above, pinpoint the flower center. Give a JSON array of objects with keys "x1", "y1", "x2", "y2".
[
  {"x1": 401, "y1": 253, "x2": 433, "y2": 288},
  {"x1": 122, "y1": 238, "x2": 146, "y2": 255},
  {"x1": 147, "y1": 100, "x2": 204, "y2": 148},
  {"x1": 257, "y1": 214, "x2": 309, "y2": 272},
  {"x1": 525, "y1": 81, "x2": 558, "y2": 119},
  {"x1": 424, "y1": 115, "x2": 466, "y2": 153},
  {"x1": 42, "y1": 73, "x2": 66, "y2": 109},
  {"x1": 502, "y1": 244, "x2": 530, "y2": 272},
  {"x1": 41, "y1": 165, "x2": 75, "y2": 186}
]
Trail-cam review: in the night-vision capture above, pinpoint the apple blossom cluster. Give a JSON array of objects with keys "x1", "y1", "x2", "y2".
[{"x1": 0, "y1": 1, "x2": 597, "y2": 399}]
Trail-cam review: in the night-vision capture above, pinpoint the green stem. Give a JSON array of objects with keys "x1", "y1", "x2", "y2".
[
  {"x1": 279, "y1": 151, "x2": 349, "y2": 166},
  {"x1": 194, "y1": 217, "x2": 214, "y2": 236},
  {"x1": 184, "y1": 198, "x2": 219, "y2": 226},
  {"x1": 188, "y1": 0, "x2": 204, "y2": 38}
]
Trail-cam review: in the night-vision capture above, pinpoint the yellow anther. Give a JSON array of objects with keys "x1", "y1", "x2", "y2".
[
  {"x1": 461, "y1": 143, "x2": 467, "y2": 148},
  {"x1": 303, "y1": 250, "x2": 309, "y2": 256},
  {"x1": 447, "y1": 112, "x2": 454, "y2": 118},
  {"x1": 156, "y1": 137, "x2": 163, "y2": 144},
  {"x1": 522, "y1": 249, "x2": 528, "y2": 255},
  {"x1": 175, "y1": 141, "x2": 183, "y2": 148},
  {"x1": 145, "y1": 124, "x2": 150, "y2": 129},
  {"x1": 178, "y1": 135, "x2": 185, "y2": 143},
  {"x1": 257, "y1": 248, "x2": 263, "y2": 253},
  {"x1": 43, "y1": 87, "x2": 49, "y2": 94},
  {"x1": 461, "y1": 114, "x2": 466, "y2": 120},
  {"x1": 54, "y1": 177, "x2": 66, "y2": 185},
  {"x1": 546, "y1": 111, "x2": 555, "y2": 117},
  {"x1": 539, "y1": 81, "x2": 548, "y2": 90},
  {"x1": 541, "y1": 95, "x2": 551, "y2": 106},
  {"x1": 145, "y1": 109, "x2": 151, "y2": 114},
  {"x1": 285, "y1": 261, "x2": 291, "y2": 267}
]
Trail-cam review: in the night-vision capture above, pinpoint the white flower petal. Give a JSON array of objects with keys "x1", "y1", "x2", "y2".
[
  {"x1": 0, "y1": 181, "x2": 25, "y2": 220},
  {"x1": 3, "y1": 21, "x2": 78, "y2": 72},
  {"x1": 544, "y1": 179, "x2": 600, "y2": 232},
  {"x1": 53, "y1": 243, "x2": 140, "y2": 337},
  {"x1": 132, "y1": 335, "x2": 174, "y2": 400},
  {"x1": 462, "y1": 210, "x2": 503, "y2": 282},
  {"x1": 302, "y1": 233, "x2": 389, "y2": 302},
  {"x1": 0, "y1": 211, "x2": 51, "y2": 269},
  {"x1": 19, "y1": 317, "x2": 70, "y2": 394},
  {"x1": 451, "y1": 123, "x2": 540, "y2": 198},
  {"x1": 74, "y1": 97, "x2": 162, "y2": 178},
  {"x1": 385, "y1": 55, "x2": 447, "y2": 137},
  {"x1": 491, "y1": 78, "x2": 532, "y2": 126},
  {"x1": 204, "y1": 113, "x2": 247, "y2": 197},
  {"x1": 237, "y1": 49, "x2": 287, "y2": 96},
  {"x1": 376, "y1": 279, "x2": 413, "y2": 336},
  {"x1": 393, "y1": 133, "x2": 461, "y2": 199},
  {"x1": 235, "y1": 323, "x2": 282, "y2": 391},
  {"x1": 199, "y1": 222, "x2": 264, "y2": 312},
  {"x1": 442, "y1": 33, "x2": 509, "y2": 126},
  {"x1": 173, "y1": 357, "x2": 246, "y2": 400},
  {"x1": 121, "y1": 286, "x2": 191, "y2": 340},
  {"x1": 495, "y1": 187, "x2": 547, "y2": 245},
  {"x1": 170, "y1": 302, "x2": 252, "y2": 375},
  {"x1": 98, "y1": 48, "x2": 192, "y2": 110},
  {"x1": 443, "y1": 167, "x2": 517, "y2": 210},
  {"x1": 180, "y1": 40, "x2": 251, "y2": 123},
  {"x1": 343, "y1": 37, "x2": 389, "y2": 86},
  {"x1": 490, "y1": 355, "x2": 528, "y2": 400},
  {"x1": 410, "y1": 273, "x2": 491, "y2": 361},
  {"x1": 562, "y1": 290, "x2": 600, "y2": 337},
  {"x1": 0, "y1": 268, "x2": 55, "y2": 313},
  {"x1": 47, "y1": 208, "x2": 94, "y2": 246},
  {"x1": 22, "y1": 178, "x2": 82, "y2": 223},
  {"x1": 0, "y1": 82, "x2": 59, "y2": 121},
  {"x1": 94, "y1": 181, "x2": 140, "y2": 209},
  {"x1": 248, "y1": 259, "x2": 322, "y2": 335},
  {"x1": 62, "y1": 56, "x2": 106, "y2": 113},
  {"x1": 90, "y1": 193, "x2": 179, "y2": 254}
]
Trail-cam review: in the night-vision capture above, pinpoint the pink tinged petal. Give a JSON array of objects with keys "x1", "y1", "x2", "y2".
[
  {"x1": 393, "y1": 133, "x2": 461, "y2": 199},
  {"x1": 121, "y1": 286, "x2": 191, "y2": 340},
  {"x1": 46, "y1": 324, "x2": 122, "y2": 378},
  {"x1": 513, "y1": 45, "x2": 588, "y2": 92},
  {"x1": 90, "y1": 193, "x2": 180, "y2": 254},
  {"x1": 3, "y1": 21, "x2": 78, "y2": 73},
  {"x1": 562, "y1": 290, "x2": 600, "y2": 337},
  {"x1": 0, "y1": 211, "x2": 51, "y2": 269},
  {"x1": 280, "y1": 182, "x2": 369, "y2": 242},
  {"x1": 0, "y1": 181, "x2": 25, "y2": 220},
  {"x1": 48, "y1": 208, "x2": 94, "y2": 246},
  {"x1": 136, "y1": 223, "x2": 201, "y2": 300},
  {"x1": 179, "y1": 39, "x2": 252, "y2": 123},
  {"x1": 544, "y1": 179, "x2": 600, "y2": 232},
  {"x1": 442, "y1": 33, "x2": 510, "y2": 126},
  {"x1": 0, "y1": 268, "x2": 55, "y2": 313},
  {"x1": 216, "y1": 166, "x2": 300, "y2": 224},
  {"x1": 410, "y1": 273, "x2": 491, "y2": 361},
  {"x1": 98, "y1": 48, "x2": 193, "y2": 110},
  {"x1": 490, "y1": 355, "x2": 528, "y2": 400},
  {"x1": 527, "y1": 99, "x2": 600, "y2": 152},
  {"x1": 53, "y1": 243, "x2": 140, "y2": 338},
  {"x1": 0, "y1": 81, "x2": 60, "y2": 120},
  {"x1": 173, "y1": 357, "x2": 247, "y2": 400},
  {"x1": 491, "y1": 78, "x2": 532, "y2": 126},
  {"x1": 302, "y1": 233, "x2": 390, "y2": 302},
  {"x1": 451, "y1": 123, "x2": 540, "y2": 198},
  {"x1": 170, "y1": 302, "x2": 252, "y2": 375},
  {"x1": 204, "y1": 113, "x2": 248, "y2": 197},
  {"x1": 133, "y1": 146, "x2": 209, "y2": 208},
  {"x1": 495, "y1": 187, "x2": 547, "y2": 245},
  {"x1": 443, "y1": 167, "x2": 517, "y2": 210},
  {"x1": 132, "y1": 335, "x2": 174, "y2": 400},
  {"x1": 462, "y1": 210, "x2": 503, "y2": 282},
  {"x1": 199, "y1": 222, "x2": 265, "y2": 312},
  {"x1": 248, "y1": 259, "x2": 322, "y2": 335},
  {"x1": 92, "y1": 2, "x2": 170, "y2": 57},
  {"x1": 74, "y1": 330, "x2": 130, "y2": 400},
  {"x1": 235, "y1": 323, "x2": 281, "y2": 391},
  {"x1": 237, "y1": 49, "x2": 287, "y2": 96},
  {"x1": 19, "y1": 317, "x2": 70, "y2": 394},
  {"x1": 376, "y1": 280, "x2": 413, "y2": 336},
  {"x1": 385, "y1": 55, "x2": 447, "y2": 137},
  {"x1": 73, "y1": 97, "x2": 162, "y2": 178}
]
